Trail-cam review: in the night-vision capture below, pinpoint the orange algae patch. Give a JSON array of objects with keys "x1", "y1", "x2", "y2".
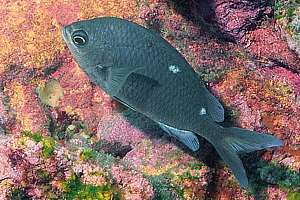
[
  {"x1": 170, "y1": 165, "x2": 209, "y2": 200},
  {"x1": 141, "y1": 163, "x2": 178, "y2": 176},
  {"x1": 4, "y1": 81, "x2": 47, "y2": 133},
  {"x1": 217, "y1": 68, "x2": 246, "y2": 91},
  {"x1": 8, "y1": 82, "x2": 30, "y2": 131},
  {"x1": 9, "y1": 81, "x2": 25, "y2": 110},
  {"x1": 264, "y1": 79, "x2": 295, "y2": 108},
  {"x1": 0, "y1": 1, "x2": 65, "y2": 73},
  {"x1": 0, "y1": 0, "x2": 139, "y2": 75},
  {"x1": 7, "y1": 82, "x2": 33, "y2": 131},
  {"x1": 214, "y1": 67, "x2": 300, "y2": 145},
  {"x1": 136, "y1": 140, "x2": 181, "y2": 176},
  {"x1": 79, "y1": 0, "x2": 140, "y2": 22},
  {"x1": 124, "y1": 139, "x2": 202, "y2": 176},
  {"x1": 216, "y1": 67, "x2": 296, "y2": 112}
]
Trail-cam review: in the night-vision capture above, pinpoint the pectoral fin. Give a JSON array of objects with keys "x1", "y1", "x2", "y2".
[
  {"x1": 116, "y1": 71, "x2": 160, "y2": 110},
  {"x1": 110, "y1": 67, "x2": 159, "y2": 96},
  {"x1": 109, "y1": 67, "x2": 134, "y2": 95},
  {"x1": 158, "y1": 122, "x2": 200, "y2": 151}
]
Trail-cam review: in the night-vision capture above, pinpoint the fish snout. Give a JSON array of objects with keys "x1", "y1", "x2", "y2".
[{"x1": 61, "y1": 26, "x2": 72, "y2": 43}]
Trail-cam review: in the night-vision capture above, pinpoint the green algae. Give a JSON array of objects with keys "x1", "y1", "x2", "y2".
[
  {"x1": 147, "y1": 175, "x2": 181, "y2": 200},
  {"x1": 287, "y1": 191, "x2": 300, "y2": 200},
  {"x1": 8, "y1": 188, "x2": 31, "y2": 200},
  {"x1": 23, "y1": 131, "x2": 43, "y2": 142},
  {"x1": 247, "y1": 160, "x2": 300, "y2": 197},
  {"x1": 275, "y1": 0, "x2": 299, "y2": 21},
  {"x1": 62, "y1": 173, "x2": 113, "y2": 200},
  {"x1": 257, "y1": 162, "x2": 300, "y2": 189},
  {"x1": 178, "y1": 162, "x2": 205, "y2": 181},
  {"x1": 178, "y1": 171, "x2": 201, "y2": 181},
  {"x1": 22, "y1": 131, "x2": 56, "y2": 158},
  {"x1": 36, "y1": 169, "x2": 51, "y2": 183},
  {"x1": 188, "y1": 161, "x2": 204, "y2": 170},
  {"x1": 41, "y1": 137, "x2": 56, "y2": 158},
  {"x1": 275, "y1": 0, "x2": 300, "y2": 38},
  {"x1": 80, "y1": 148, "x2": 97, "y2": 161}
]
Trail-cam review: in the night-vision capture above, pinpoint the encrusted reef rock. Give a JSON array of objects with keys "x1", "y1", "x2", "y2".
[
  {"x1": 0, "y1": 0, "x2": 299, "y2": 199},
  {"x1": 215, "y1": 0, "x2": 272, "y2": 40}
]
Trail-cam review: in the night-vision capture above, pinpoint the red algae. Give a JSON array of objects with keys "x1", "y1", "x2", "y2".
[
  {"x1": 214, "y1": 168, "x2": 254, "y2": 200},
  {"x1": 213, "y1": 66, "x2": 300, "y2": 139},
  {"x1": 246, "y1": 27, "x2": 300, "y2": 72}
]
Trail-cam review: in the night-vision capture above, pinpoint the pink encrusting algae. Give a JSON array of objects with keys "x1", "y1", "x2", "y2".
[
  {"x1": 267, "y1": 187, "x2": 288, "y2": 200},
  {"x1": 50, "y1": 52, "x2": 113, "y2": 132},
  {"x1": 0, "y1": 137, "x2": 14, "y2": 200},
  {"x1": 97, "y1": 113, "x2": 149, "y2": 146},
  {"x1": 111, "y1": 165, "x2": 154, "y2": 200}
]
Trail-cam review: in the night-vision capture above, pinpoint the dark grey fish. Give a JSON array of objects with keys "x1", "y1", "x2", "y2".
[{"x1": 61, "y1": 17, "x2": 283, "y2": 189}]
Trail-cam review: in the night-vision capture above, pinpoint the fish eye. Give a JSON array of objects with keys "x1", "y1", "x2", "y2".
[{"x1": 72, "y1": 30, "x2": 88, "y2": 46}]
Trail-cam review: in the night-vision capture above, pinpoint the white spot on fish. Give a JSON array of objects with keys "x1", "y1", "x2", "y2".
[
  {"x1": 169, "y1": 65, "x2": 181, "y2": 74},
  {"x1": 199, "y1": 107, "x2": 206, "y2": 115}
]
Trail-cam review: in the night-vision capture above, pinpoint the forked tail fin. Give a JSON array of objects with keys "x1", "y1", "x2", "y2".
[{"x1": 199, "y1": 125, "x2": 283, "y2": 188}]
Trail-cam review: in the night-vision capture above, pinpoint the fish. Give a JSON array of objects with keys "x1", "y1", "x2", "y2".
[{"x1": 61, "y1": 17, "x2": 283, "y2": 189}]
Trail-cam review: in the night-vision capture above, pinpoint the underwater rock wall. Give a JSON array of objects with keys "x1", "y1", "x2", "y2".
[{"x1": 0, "y1": 0, "x2": 299, "y2": 199}]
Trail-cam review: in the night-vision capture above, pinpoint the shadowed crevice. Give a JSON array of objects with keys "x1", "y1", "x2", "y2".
[
  {"x1": 167, "y1": 0, "x2": 236, "y2": 42},
  {"x1": 168, "y1": 0, "x2": 274, "y2": 42},
  {"x1": 93, "y1": 141, "x2": 133, "y2": 159}
]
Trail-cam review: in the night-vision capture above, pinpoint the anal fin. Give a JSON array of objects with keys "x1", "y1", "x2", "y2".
[{"x1": 158, "y1": 122, "x2": 200, "y2": 151}]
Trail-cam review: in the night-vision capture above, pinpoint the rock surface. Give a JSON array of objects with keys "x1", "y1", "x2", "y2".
[{"x1": 0, "y1": 0, "x2": 299, "y2": 199}]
